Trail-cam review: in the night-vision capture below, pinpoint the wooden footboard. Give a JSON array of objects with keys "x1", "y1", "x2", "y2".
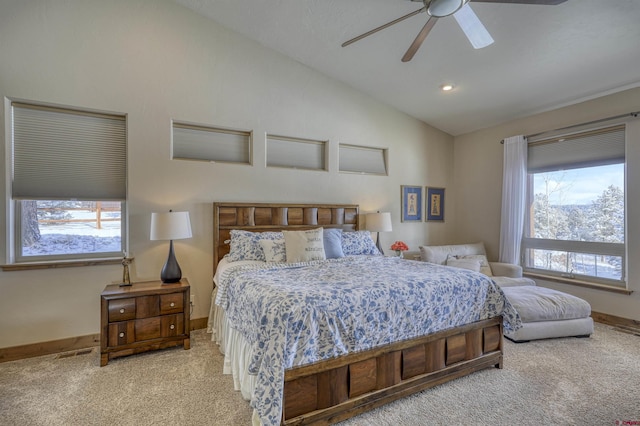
[{"x1": 282, "y1": 317, "x2": 503, "y2": 425}]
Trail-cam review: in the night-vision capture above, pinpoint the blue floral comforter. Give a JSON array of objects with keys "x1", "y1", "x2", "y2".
[{"x1": 215, "y1": 255, "x2": 521, "y2": 426}]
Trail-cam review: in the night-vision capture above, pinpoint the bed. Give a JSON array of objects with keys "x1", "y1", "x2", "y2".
[{"x1": 208, "y1": 202, "x2": 520, "y2": 425}]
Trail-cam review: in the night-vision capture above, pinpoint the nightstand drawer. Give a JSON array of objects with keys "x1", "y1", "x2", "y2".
[
  {"x1": 135, "y1": 317, "x2": 161, "y2": 341},
  {"x1": 108, "y1": 321, "x2": 135, "y2": 346},
  {"x1": 136, "y1": 295, "x2": 160, "y2": 318},
  {"x1": 160, "y1": 293, "x2": 184, "y2": 314},
  {"x1": 106, "y1": 315, "x2": 184, "y2": 347},
  {"x1": 108, "y1": 298, "x2": 136, "y2": 322},
  {"x1": 161, "y1": 314, "x2": 184, "y2": 337}
]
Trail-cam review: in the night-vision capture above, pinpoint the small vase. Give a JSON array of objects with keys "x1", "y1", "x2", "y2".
[{"x1": 396, "y1": 250, "x2": 403, "y2": 258}]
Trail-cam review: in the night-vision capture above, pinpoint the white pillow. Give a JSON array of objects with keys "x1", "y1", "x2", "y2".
[
  {"x1": 446, "y1": 257, "x2": 481, "y2": 273},
  {"x1": 447, "y1": 254, "x2": 493, "y2": 276},
  {"x1": 283, "y1": 228, "x2": 326, "y2": 263},
  {"x1": 259, "y1": 239, "x2": 286, "y2": 263}
]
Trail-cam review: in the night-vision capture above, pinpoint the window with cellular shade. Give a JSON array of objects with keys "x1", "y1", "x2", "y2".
[
  {"x1": 12, "y1": 102, "x2": 126, "y2": 201},
  {"x1": 172, "y1": 122, "x2": 251, "y2": 164},
  {"x1": 339, "y1": 143, "x2": 388, "y2": 175},
  {"x1": 266, "y1": 134, "x2": 327, "y2": 171},
  {"x1": 522, "y1": 124, "x2": 627, "y2": 287}
]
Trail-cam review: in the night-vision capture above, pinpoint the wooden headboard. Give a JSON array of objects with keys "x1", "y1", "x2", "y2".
[{"x1": 213, "y1": 202, "x2": 359, "y2": 274}]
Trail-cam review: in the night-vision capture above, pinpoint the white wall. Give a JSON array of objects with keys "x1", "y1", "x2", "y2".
[
  {"x1": 454, "y1": 87, "x2": 640, "y2": 321},
  {"x1": 0, "y1": 0, "x2": 454, "y2": 348}
]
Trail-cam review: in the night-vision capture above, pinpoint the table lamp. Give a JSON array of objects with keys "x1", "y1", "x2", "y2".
[{"x1": 150, "y1": 210, "x2": 192, "y2": 283}]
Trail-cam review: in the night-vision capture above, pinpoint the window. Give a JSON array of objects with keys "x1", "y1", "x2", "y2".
[
  {"x1": 10, "y1": 102, "x2": 126, "y2": 263},
  {"x1": 172, "y1": 122, "x2": 251, "y2": 164},
  {"x1": 522, "y1": 125, "x2": 626, "y2": 286},
  {"x1": 339, "y1": 144, "x2": 388, "y2": 175},
  {"x1": 266, "y1": 134, "x2": 327, "y2": 171}
]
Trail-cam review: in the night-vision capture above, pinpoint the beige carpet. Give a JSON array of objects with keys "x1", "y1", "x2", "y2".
[{"x1": 1, "y1": 323, "x2": 639, "y2": 426}]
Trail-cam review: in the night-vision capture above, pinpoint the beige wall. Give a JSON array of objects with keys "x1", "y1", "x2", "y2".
[
  {"x1": 454, "y1": 87, "x2": 640, "y2": 321},
  {"x1": 0, "y1": 0, "x2": 454, "y2": 348},
  {"x1": 2, "y1": 0, "x2": 636, "y2": 350}
]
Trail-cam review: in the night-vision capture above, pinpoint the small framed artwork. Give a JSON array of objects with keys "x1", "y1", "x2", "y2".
[
  {"x1": 401, "y1": 185, "x2": 422, "y2": 222},
  {"x1": 426, "y1": 187, "x2": 445, "y2": 222}
]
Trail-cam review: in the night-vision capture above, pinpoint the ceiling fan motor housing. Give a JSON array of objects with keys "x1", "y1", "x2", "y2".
[{"x1": 426, "y1": 0, "x2": 470, "y2": 17}]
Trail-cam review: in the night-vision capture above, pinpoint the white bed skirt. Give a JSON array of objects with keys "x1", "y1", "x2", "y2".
[{"x1": 208, "y1": 288, "x2": 262, "y2": 425}]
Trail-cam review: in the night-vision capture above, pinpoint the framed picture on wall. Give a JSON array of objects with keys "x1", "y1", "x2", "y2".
[
  {"x1": 401, "y1": 185, "x2": 422, "y2": 222},
  {"x1": 426, "y1": 187, "x2": 445, "y2": 222}
]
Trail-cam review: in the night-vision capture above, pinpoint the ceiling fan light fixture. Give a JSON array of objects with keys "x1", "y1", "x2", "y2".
[
  {"x1": 441, "y1": 84, "x2": 455, "y2": 91},
  {"x1": 427, "y1": 0, "x2": 469, "y2": 18}
]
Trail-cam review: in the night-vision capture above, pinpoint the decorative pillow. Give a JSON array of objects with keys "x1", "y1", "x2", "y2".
[
  {"x1": 323, "y1": 228, "x2": 345, "y2": 259},
  {"x1": 341, "y1": 231, "x2": 381, "y2": 256},
  {"x1": 446, "y1": 257, "x2": 481, "y2": 273},
  {"x1": 447, "y1": 254, "x2": 493, "y2": 276},
  {"x1": 259, "y1": 239, "x2": 286, "y2": 263},
  {"x1": 226, "y1": 230, "x2": 284, "y2": 262},
  {"x1": 283, "y1": 228, "x2": 326, "y2": 263}
]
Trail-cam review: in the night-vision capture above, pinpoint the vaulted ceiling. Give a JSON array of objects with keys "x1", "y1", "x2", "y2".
[{"x1": 174, "y1": 0, "x2": 640, "y2": 136}]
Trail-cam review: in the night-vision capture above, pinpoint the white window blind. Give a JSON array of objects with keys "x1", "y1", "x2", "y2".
[
  {"x1": 339, "y1": 144, "x2": 388, "y2": 175},
  {"x1": 528, "y1": 125, "x2": 625, "y2": 173},
  {"x1": 172, "y1": 122, "x2": 251, "y2": 164},
  {"x1": 12, "y1": 102, "x2": 126, "y2": 201},
  {"x1": 266, "y1": 135, "x2": 327, "y2": 170}
]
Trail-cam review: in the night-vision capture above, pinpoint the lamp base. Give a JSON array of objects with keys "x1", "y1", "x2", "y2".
[
  {"x1": 375, "y1": 233, "x2": 384, "y2": 255},
  {"x1": 161, "y1": 240, "x2": 182, "y2": 284}
]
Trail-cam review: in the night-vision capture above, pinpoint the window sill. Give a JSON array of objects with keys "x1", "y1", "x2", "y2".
[
  {"x1": 1, "y1": 258, "x2": 122, "y2": 272},
  {"x1": 524, "y1": 272, "x2": 632, "y2": 295}
]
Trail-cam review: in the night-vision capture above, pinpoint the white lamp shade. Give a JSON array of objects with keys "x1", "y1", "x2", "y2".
[
  {"x1": 150, "y1": 211, "x2": 192, "y2": 241},
  {"x1": 366, "y1": 212, "x2": 392, "y2": 232}
]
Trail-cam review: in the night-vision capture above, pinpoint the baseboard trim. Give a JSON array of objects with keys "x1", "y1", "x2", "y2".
[
  {"x1": 0, "y1": 333, "x2": 100, "y2": 364},
  {"x1": 190, "y1": 316, "x2": 208, "y2": 331},
  {"x1": 591, "y1": 311, "x2": 640, "y2": 331},
  {"x1": 0, "y1": 317, "x2": 209, "y2": 364}
]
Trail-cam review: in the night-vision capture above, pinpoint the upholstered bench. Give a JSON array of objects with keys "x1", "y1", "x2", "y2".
[
  {"x1": 419, "y1": 242, "x2": 594, "y2": 342},
  {"x1": 501, "y1": 286, "x2": 594, "y2": 342}
]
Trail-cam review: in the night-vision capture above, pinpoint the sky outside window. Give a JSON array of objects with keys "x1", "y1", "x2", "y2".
[{"x1": 533, "y1": 163, "x2": 624, "y2": 205}]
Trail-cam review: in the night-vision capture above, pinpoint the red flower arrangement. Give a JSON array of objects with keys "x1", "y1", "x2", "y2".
[{"x1": 390, "y1": 241, "x2": 409, "y2": 257}]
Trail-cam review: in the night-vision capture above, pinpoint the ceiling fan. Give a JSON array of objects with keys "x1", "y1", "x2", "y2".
[{"x1": 342, "y1": 0, "x2": 567, "y2": 62}]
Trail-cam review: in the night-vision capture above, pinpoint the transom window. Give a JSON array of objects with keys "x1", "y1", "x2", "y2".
[
  {"x1": 339, "y1": 143, "x2": 388, "y2": 176},
  {"x1": 266, "y1": 134, "x2": 327, "y2": 171},
  {"x1": 172, "y1": 121, "x2": 252, "y2": 165}
]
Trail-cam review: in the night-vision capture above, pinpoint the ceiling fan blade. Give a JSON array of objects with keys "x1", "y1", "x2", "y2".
[
  {"x1": 342, "y1": 7, "x2": 426, "y2": 48},
  {"x1": 470, "y1": 0, "x2": 567, "y2": 4},
  {"x1": 453, "y1": 4, "x2": 494, "y2": 49},
  {"x1": 402, "y1": 16, "x2": 438, "y2": 63}
]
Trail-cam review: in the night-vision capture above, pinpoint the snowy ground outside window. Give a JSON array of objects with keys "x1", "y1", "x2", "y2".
[{"x1": 22, "y1": 210, "x2": 121, "y2": 256}]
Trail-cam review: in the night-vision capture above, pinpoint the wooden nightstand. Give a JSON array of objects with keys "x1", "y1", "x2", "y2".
[{"x1": 100, "y1": 279, "x2": 190, "y2": 366}]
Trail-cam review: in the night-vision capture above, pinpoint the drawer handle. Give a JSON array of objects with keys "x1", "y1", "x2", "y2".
[
  {"x1": 170, "y1": 302, "x2": 175, "y2": 307},
  {"x1": 119, "y1": 332, "x2": 125, "y2": 338},
  {"x1": 119, "y1": 308, "x2": 125, "y2": 314},
  {"x1": 170, "y1": 324, "x2": 175, "y2": 330}
]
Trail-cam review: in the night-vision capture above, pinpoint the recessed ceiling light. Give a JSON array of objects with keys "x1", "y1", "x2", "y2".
[{"x1": 441, "y1": 84, "x2": 454, "y2": 92}]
